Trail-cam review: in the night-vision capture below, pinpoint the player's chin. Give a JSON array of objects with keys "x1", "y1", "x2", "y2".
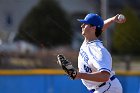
[
  {"x1": 82, "y1": 31, "x2": 86, "y2": 36},
  {"x1": 81, "y1": 32, "x2": 84, "y2": 35}
]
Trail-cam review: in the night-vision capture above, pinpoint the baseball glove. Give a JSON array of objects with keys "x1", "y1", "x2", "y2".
[{"x1": 57, "y1": 54, "x2": 77, "y2": 80}]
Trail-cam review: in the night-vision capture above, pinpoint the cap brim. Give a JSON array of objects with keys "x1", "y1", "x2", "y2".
[{"x1": 77, "y1": 19, "x2": 88, "y2": 24}]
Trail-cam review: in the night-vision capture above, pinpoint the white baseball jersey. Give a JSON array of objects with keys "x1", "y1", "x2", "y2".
[{"x1": 78, "y1": 39, "x2": 115, "y2": 90}]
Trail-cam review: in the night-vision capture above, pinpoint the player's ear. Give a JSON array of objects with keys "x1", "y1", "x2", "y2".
[{"x1": 91, "y1": 26, "x2": 96, "y2": 30}]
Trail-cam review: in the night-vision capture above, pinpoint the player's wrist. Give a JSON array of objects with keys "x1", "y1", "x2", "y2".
[{"x1": 111, "y1": 16, "x2": 117, "y2": 23}]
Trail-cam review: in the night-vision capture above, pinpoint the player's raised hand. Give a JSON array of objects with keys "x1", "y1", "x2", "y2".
[
  {"x1": 102, "y1": 14, "x2": 126, "y2": 31},
  {"x1": 114, "y1": 14, "x2": 126, "y2": 23}
]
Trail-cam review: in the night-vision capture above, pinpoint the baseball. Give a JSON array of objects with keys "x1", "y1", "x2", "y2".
[{"x1": 118, "y1": 14, "x2": 125, "y2": 21}]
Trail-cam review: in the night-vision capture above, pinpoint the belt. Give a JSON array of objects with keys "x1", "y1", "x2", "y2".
[{"x1": 89, "y1": 75, "x2": 116, "y2": 93}]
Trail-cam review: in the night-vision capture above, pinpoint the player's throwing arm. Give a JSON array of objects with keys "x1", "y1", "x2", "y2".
[{"x1": 103, "y1": 14, "x2": 126, "y2": 31}]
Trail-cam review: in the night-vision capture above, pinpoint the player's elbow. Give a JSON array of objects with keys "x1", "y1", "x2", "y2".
[
  {"x1": 98, "y1": 77, "x2": 110, "y2": 82},
  {"x1": 100, "y1": 71, "x2": 110, "y2": 82},
  {"x1": 101, "y1": 77, "x2": 110, "y2": 82}
]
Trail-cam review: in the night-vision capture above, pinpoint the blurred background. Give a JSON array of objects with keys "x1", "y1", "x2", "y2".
[{"x1": 0, "y1": 0, "x2": 140, "y2": 93}]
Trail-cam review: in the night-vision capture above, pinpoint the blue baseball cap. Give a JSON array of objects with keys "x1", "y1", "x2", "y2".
[{"x1": 77, "y1": 13, "x2": 104, "y2": 29}]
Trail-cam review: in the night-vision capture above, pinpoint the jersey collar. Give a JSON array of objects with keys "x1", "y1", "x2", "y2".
[{"x1": 86, "y1": 39, "x2": 102, "y2": 44}]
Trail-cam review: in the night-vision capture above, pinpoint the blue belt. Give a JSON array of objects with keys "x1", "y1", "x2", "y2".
[{"x1": 89, "y1": 75, "x2": 116, "y2": 93}]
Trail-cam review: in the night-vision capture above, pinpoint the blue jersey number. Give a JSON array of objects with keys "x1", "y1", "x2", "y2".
[{"x1": 84, "y1": 65, "x2": 92, "y2": 73}]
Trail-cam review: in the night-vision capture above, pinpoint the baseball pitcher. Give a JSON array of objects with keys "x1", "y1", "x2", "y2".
[{"x1": 57, "y1": 13, "x2": 126, "y2": 93}]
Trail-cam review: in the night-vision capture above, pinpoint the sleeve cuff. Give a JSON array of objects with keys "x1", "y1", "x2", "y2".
[{"x1": 98, "y1": 68, "x2": 111, "y2": 73}]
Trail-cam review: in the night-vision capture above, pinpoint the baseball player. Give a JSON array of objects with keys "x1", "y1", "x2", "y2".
[{"x1": 57, "y1": 13, "x2": 126, "y2": 93}]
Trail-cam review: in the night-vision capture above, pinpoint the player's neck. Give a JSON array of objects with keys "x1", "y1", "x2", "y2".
[{"x1": 85, "y1": 37, "x2": 98, "y2": 42}]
